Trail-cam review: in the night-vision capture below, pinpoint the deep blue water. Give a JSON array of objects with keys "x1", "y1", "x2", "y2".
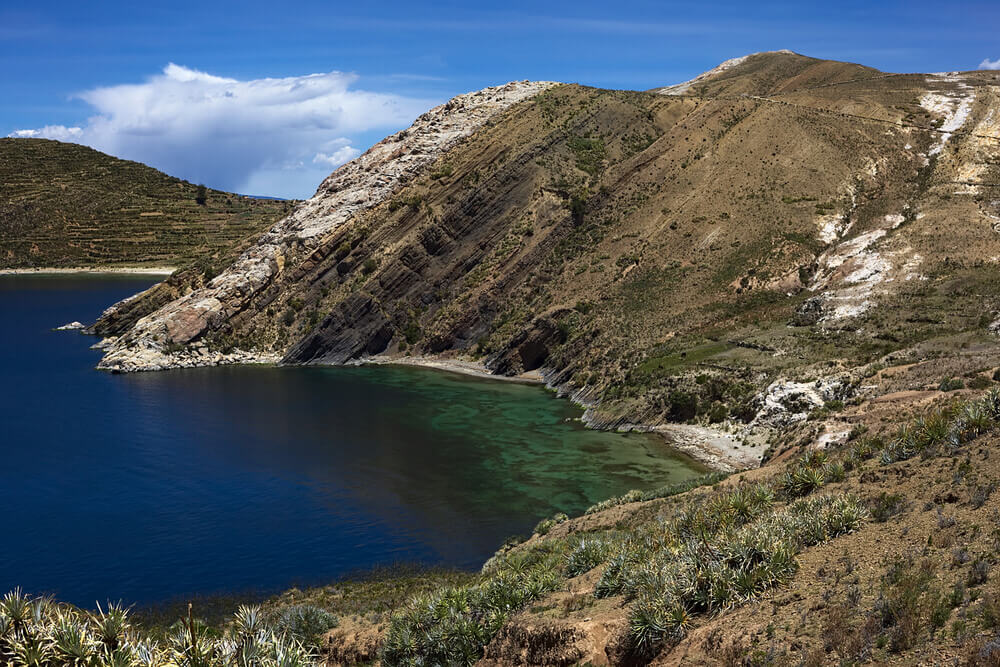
[{"x1": 0, "y1": 274, "x2": 703, "y2": 607}]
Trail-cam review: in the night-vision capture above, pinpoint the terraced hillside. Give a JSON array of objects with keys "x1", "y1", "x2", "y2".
[{"x1": 0, "y1": 138, "x2": 294, "y2": 269}]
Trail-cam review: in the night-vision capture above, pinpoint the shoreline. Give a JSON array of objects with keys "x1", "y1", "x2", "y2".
[
  {"x1": 360, "y1": 354, "x2": 757, "y2": 472},
  {"x1": 650, "y1": 423, "x2": 765, "y2": 473},
  {"x1": 357, "y1": 354, "x2": 545, "y2": 384},
  {"x1": 0, "y1": 266, "x2": 176, "y2": 276}
]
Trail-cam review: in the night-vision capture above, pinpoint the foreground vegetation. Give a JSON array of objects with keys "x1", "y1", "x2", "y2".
[
  {"x1": 5, "y1": 385, "x2": 1000, "y2": 665},
  {"x1": 376, "y1": 386, "x2": 1000, "y2": 663},
  {"x1": 0, "y1": 593, "x2": 316, "y2": 667}
]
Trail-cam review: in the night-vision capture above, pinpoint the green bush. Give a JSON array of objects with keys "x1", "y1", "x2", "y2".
[
  {"x1": 939, "y1": 377, "x2": 965, "y2": 392},
  {"x1": 270, "y1": 604, "x2": 338, "y2": 648},
  {"x1": 381, "y1": 548, "x2": 562, "y2": 666},
  {"x1": 870, "y1": 492, "x2": 907, "y2": 522},
  {"x1": 533, "y1": 512, "x2": 568, "y2": 536},
  {"x1": 565, "y1": 537, "x2": 613, "y2": 577},
  {"x1": 968, "y1": 375, "x2": 992, "y2": 390}
]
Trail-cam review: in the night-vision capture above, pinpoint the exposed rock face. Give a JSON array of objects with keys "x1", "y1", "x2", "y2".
[
  {"x1": 751, "y1": 376, "x2": 849, "y2": 428},
  {"x1": 96, "y1": 80, "x2": 555, "y2": 372}
]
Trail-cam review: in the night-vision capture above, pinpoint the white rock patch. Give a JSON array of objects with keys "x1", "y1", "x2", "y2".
[{"x1": 920, "y1": 89, "x2": 975, "y2": 157}]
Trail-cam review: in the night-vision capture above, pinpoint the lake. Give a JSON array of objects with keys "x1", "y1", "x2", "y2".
[{"x1": 0, "y1": 274, "x2": 704, "y2": 606}]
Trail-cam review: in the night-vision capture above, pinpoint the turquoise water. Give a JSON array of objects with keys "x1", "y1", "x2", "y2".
[{"x1": 0, "y1": 274, "x2": 704, "y2": 606}]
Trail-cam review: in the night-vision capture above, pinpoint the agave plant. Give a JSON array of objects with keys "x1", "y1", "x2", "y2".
[
  {"x1": 565, "y1": 536, "x2": 613, "y2": 577},
  {"x1": 92, "y1": 601, "x2": 131, "y2": 652},
  {"x1": 8, "y1": 631, "x2": 51, "y2": 667},
  {"x1": 51, "y1": 611, "x2": 99, "y2": 666},
  {"x1": 1, "y1": 588, "x2": 32, "y2": 636}
]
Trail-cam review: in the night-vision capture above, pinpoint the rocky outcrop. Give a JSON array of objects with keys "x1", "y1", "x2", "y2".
[{"x1": 95, "y1": 80, "x2": 556, "y2": 372}]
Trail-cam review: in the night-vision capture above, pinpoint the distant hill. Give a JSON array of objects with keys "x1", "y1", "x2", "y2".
[{"x1": 0, "y1": 138, "x2": 294, "y2": 269}]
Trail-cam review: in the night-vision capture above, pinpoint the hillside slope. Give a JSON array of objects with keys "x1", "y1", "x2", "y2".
[
  {"x1": 92, "y1": 52, "x2": 1000, "y2": 464},
  {"x1": 0, "y1": 138, "x2": 293, "y2": 269},
  {"x1": 315, "y1": 382, "x2": 1000, "y2": 666}
]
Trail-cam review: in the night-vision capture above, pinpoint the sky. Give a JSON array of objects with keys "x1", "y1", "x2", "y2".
[{"x1": 2, "y1": 0, "x2": 999, "y2": 199}]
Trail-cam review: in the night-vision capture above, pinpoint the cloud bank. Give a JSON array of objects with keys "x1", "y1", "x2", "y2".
[
  {"x1": 980, "y1": 57, "x2": 1000, "y2": 70},
  {"x1": 11, "y1": 64, "x2": 436, "y2": 198}
]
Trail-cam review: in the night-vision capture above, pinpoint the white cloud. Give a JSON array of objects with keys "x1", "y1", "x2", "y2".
[
  {"x1": 980, "y1": 57, "x2": 1000, "y2": 70},
  {"x1": 10, "y1": 125, "x2": 83, "y2": 140},
  {"x1": 11, "y1": 64, "x2": 436, "y2": 198},
  {"x1": 313, "y1": 143, "x2": 362, "y2": 167}
]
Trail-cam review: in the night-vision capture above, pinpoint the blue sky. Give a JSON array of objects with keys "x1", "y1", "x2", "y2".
[{"x1": 3, "y1": 0, "x2": 998, "y2": 198}]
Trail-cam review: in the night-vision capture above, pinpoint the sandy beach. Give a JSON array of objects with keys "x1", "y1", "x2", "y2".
[
  {"x1": 358, "y1": 354, "x2": 545, "y2": 384},
  {"x1": 0, "y1": 266, "x2": 176, "y2": 276}
]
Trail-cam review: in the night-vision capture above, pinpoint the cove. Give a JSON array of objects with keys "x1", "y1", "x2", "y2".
[{"x1": 0, "y1": 274, "x2": 705, "y2": 607}]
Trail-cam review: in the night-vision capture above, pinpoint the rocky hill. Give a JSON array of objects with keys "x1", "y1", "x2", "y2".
[
  {"x1": 0, "y1": 138, "x2": 293, "y2": 270},
  {"x1": 90, "y1": 51, "x2": 1000, "y2": 466}
]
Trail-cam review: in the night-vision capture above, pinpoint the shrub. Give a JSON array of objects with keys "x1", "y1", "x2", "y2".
[
  {"x1": 969, "y1": 558, "x2": 992, "y2": 587},
  {"x1": 940, "y1": 377, "x2": 965, "y2": 392},
  {"x1": 195, "y1": 184, "x2": 207, "y2": 205},
  {"x1": 565, "y1": 537, "x2": 613, "y2": 577},
  {"x1": 970, "y1": 482, "x2": 997, "y2": 509},
  {"x1": 533, "y1": 512, "x2": 568, "y2": 536},
  {"x1": 706, "y1": 401, "x2": 728, "y2": 423},
  {"x1": 870, "y1": 492, "x2": 907, "y2": 522},
  {"x1": 430, "y1": 163, "x2": 454, "y2": 180},
  {"x1": 667, "y1": 390, "x2": 699, "y2": 421},
  {"x1": 270, "y1": 604, "x2": 338, "y2": 648},
  {"x1": 969, "y1": 375, "x2": 993, "y2": 390},
  {"x1": 618, "y1": 493, "x2": 867, "y2": 652},
  {"x1": 381, "y1": 552, "x2": 561, "y2": 666},
  {"x1": 583, "y1": 472, "x2": 727, "y2": 515},
  {"x1": 362, "y1": 258, "x2": 378, "y2": 274},
  {"x1": 977, "y1": 593, "x2": 1000, "y2": 630},
  {"x1": 776, "y1": 464, "x2": 825, "y2": 499},
  {"x1": 875, "y1": 557, "x2": 939, "y2": 652},
  {"x1": 823, "y1": 462, "x2": 846, "y2": 483},
  {"x1": 569, "y1": 193, "x2": 587, "y2": 225}
]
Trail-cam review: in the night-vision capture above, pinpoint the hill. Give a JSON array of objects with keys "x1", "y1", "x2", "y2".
[
  {"x1": 0, "y1": 138, "x2": 294, "y2": 270},
  {"x1": 93, "y1": 53, "x2": 1000, "y2": 464}
]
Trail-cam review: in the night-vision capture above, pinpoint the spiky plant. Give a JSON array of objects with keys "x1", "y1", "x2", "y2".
[
  {"x1": 8, "y1": 632, "x2": 51, "y2": 667},
  {"x1": 956, "y1": 401, "x2": 995, "y2": 441},
  {"x1": 92, "y1": 601, "x2": 131, "y2": 653},
  {"x1": 823, "y1": 461, "x2": 846, "y2": 483},
  {"x1": 51, "y1": 611, "x2": 98, "y2": 666},
  {"x1": 565, "y1": 536, "x2": 613, "y2": 577},
  {"x1": 1, "y1": 588, "x2": 32, "y2": 637}
]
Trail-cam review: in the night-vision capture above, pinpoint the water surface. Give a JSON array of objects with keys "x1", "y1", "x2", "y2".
[{"x1": 0, "y1": 274, "x2": 704, "y2": 606}]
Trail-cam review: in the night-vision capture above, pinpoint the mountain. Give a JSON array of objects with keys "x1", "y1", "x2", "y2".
[
  {"x1": 0, "y1": 138, "x2": 294, "y2": 270},
  {"x1": 92, "y1": 52, "x2": 1000, "y2": 464}
]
